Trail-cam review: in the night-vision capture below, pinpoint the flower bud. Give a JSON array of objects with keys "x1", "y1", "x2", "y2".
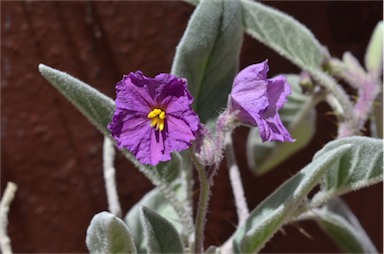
[{"x1": 194, "y1": 124, "x2": 220, "y2": 166}]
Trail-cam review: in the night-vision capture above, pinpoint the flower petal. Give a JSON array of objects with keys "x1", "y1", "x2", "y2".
[
  {"x1": 233, "y1": 60, "x2": 269, "y2": 89},
  {"x1": 115, "y1": 75, "x2": 153, "y2": 113},
  {"x1": 109, "y1": 109, "x2": 151, "y2": 151},
  {"x1": 128, "y1": 71, "x2": 159, "y2": 102},
  {"x1": 166, "y1": 96, "x2": 199, "y2": 131},
  {"x1": 255, "y1": 113, "x2": 294, "y2": 142},
  {"x1": 165, "y1": 115, "x2": 196, "y2": 152},
  {"x1": 266, "y1": 75, "x2": 291, "y2": 112},
  {"x1": 155, "y1": 74, "x2": 193, "y2": 106},
  {"x1": 149, "y1": 130, "x2": 169, "y2": 165},
  {"x1": 230, "y1": 62, "x2": 269, "y2": 126}
]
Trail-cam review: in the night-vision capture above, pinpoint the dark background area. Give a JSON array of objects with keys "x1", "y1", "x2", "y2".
[{"x1": 1, "y1": 1, "x2": 382, "y2": 253}]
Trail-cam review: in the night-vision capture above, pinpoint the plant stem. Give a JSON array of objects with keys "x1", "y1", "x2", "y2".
[
  {"x1": 309, "y1": 69, "x2": 356, "y2": 137},
  {"x1": 0, "y1": 182, "x2": 17, "y2": 254},
  {"x1": 179, "y1": 152, "x2": 195, "y2": 248},
  {"x1": 224, "y1": 132, "x2": 249, "y2": 226},
  {"x1": 103, "y1": 137, "x2": 122, "y2": 218},
  {"x1": 192, "y1": 154, "x2": 211, "y2": 253}
]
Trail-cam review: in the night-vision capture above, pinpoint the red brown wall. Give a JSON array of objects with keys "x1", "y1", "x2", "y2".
[{"x1": 1, "y1": 1, "x2": 382, "y2": 253}]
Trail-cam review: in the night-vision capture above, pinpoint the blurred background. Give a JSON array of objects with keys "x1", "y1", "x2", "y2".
[{"x1": 1, "y1": 1, "x2": 382, "y2": 253}]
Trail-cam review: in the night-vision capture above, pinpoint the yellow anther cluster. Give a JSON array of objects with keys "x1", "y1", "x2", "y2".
[{"x1": 147, "y1": 108, "x2": 166, "y2": 131}]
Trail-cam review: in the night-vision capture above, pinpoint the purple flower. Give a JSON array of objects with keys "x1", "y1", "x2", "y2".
[
  {"x1": 108, "y1": 71, "x2": 200, "y2": 165},
  {"x1": 229, "y1": 60, "x2": 294, "y2": 142}
]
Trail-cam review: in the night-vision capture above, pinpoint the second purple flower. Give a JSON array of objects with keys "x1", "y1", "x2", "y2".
[{"x1": 230, "y1": 60, "x2": 294, "y2": 142}]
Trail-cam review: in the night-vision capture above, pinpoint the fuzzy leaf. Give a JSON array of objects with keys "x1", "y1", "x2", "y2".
[
  {"x1": 125, "y1": 187, "x2": 183, "y2": 253},
  {"x1": 312, "y1": 136, "x2": 383, "y2": 204},
  {"x1": 171, "y1": 0, "x2": 243, "y2": 123},
  {"x1": 86, "y1": 212, "x2": 137, "y2": 254},
  {"x1": 247, "y1": 74, "x2": 316, "y2": 175},
  {"x1": 315, "y1": 198, "x2": 378, "y2": 253},
  {"x1": 38, "y1": 64, "x2": 114, "y2": 136},
  {"x1": 364, "y1": 21, "x2": 383, "y2": 78},
  {"x1": 241, "y1": 0, "x2": 325, "y2": 70},
  {"x1": 140, "y1": 206, "x2": 184, "y2": 254},
  {"x1": 233, "y1": 144, "x2": 351, "y2": 253}
]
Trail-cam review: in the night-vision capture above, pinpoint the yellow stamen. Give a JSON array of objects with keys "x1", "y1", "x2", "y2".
[
  {"x1": 148, "y1": 108, "x2": 166, "y2": 131},
  {"x1": 159, "y1": 121, "x2": 165, "y2": 131},
  {"x1": 147, "y1": 108, "x2": 162, "y2": 119},
  {"x1": 150, "y1": 117, "x2": 159, "y2": 127},
  {"x1": 148, "y1": 111, "x2": 157, "y2": 119}
]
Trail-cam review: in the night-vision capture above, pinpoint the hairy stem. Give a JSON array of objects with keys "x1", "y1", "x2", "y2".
[
  {"x1": 179, "y1": 152, "x2": 195, "y2": 248},
  {"x1": 353, "y1": 78, "x2": 380, "y2": 133},
  {"x1": 193, "y1": 154, "x2": 211, "y2": 253},
  {"x1": 0, "y1": 182, "x2": 17, "y2": 254},
  {"x1": 103, "y1": 137, "x2": 122, "y2": 218},
  {"x1": 224, "y1": 132, "x2": 249, "y2": 226},
  {"x1": 309, "y1": 69, "x2": 356, "y2": 137}
]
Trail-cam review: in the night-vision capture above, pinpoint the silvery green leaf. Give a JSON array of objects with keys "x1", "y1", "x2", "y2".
[
  {"x1": 312, "y1": 136, "x2": 383, "y2": 205},
  {"x1": 364, "y1": 21, "x2": 383, "y2": 79},
  {"x1": 125, "y1": 187, "x2": 183, "y2": 253},
  {"x1": 86, "y1": 211, "x2": 137, "y2": 254},
  {"x1": 315, "y1": 198, "x2": 377, "y2": 253},
  {"x1": 140, "y1": 206, "x2": 184, "y2": 254},
  {"x1": 171, "y1": 0, "x2": 243, "y2": 123},
  {"x1": 38, "y1": 64, "x2": 114, "y2": 136},
  {"x1": 241, "y1": 0, "x2": 325, "y2": 70},
  {"x1": 247, "y1": 74, "x2": 316, "y2": 175},
  {"x1": 233, "y1": 143, "x2": 350, "y2": 253}
]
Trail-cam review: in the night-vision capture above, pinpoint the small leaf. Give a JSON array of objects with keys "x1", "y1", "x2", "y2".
[
  {"x1": 241, "y1": 0, "x2": 325, "y2": 70},
  {"x1": 315, "y1": 198, "x2": 378, "y2": 253},
  {"x1": 171, "y1": 0, "x2": 243, "y2": 123},
  {"x1": 312, "y1": 136, "x2": 383, "y2": 204},
  {"x1": 364, "y1": 21, "x2": 383, "y2": 78},
  {"x1": 140, "y1": 206, "x2": 184, "y2": 254},
  {"x1": 86, "y1": 211, "x2": 137, "y2": 254},
  {"x1": 38, "y1": 64, "x2": 114, "y2": 136},
  {"x1": 125, "y1": 187, "x2": 183, "y2": 253},
  {"x1": 233, "y1": 143, "x2": 350, "y2": 253},
  {"x1": 247, "y1": 74, "x2": 316, "y2": 174}
]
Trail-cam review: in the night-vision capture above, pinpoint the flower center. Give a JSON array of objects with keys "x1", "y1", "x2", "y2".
[{"x1": 147, "y1": 108, "x2": 166, "y2": 131}]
